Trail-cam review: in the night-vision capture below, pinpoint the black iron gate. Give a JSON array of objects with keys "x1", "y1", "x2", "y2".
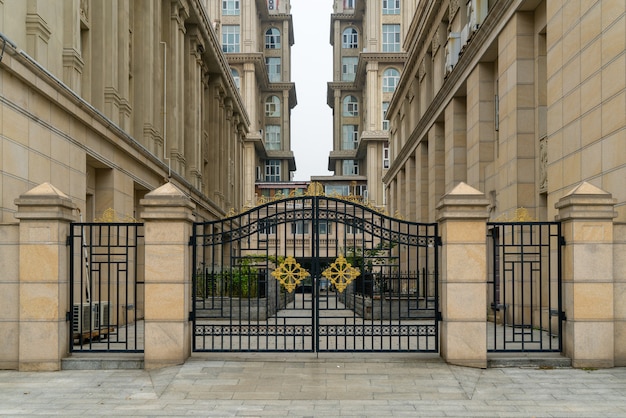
[
  {"x1": 68, "y1": 222, "x2": 144, "y2": 353},
  {"x1": 487, "y1": 222, "x2": 564, "y2": 352},
  {"x1": 192, "y1": 196, "x2": 440, "y2": 352}
]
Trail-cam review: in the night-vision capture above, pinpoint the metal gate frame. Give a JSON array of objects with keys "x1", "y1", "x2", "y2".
[
  {"x1": 487, "y1": 222, "x2": 564, "y2": 352},
  {"x1": 192, "y1": 196, "x2": 440, "y2": 353},
  {"x1": 68, "y1": 222, "x2": 145, "y2": 353}
]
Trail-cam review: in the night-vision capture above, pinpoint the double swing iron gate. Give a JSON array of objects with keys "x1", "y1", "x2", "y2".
[{"x1": 192, "y1": 196, "x2": 440, "y2": 353}]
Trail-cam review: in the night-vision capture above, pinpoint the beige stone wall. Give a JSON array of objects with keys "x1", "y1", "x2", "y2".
[
  {"x1": 0, "y1": 224, "x2": 19, "y2": 370},
  {"x1": 545, "y1": 1, "x2": 626, "y2": 222},
  {"x1": 616, "y1": 223, "x2": 626, "y2": 366}
]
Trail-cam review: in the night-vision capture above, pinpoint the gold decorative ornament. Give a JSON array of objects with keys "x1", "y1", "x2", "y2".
[
  {"x1": 271, "y1": 256, "x2": 310, "y2": 293},
  {"x1": 322, "y1": 255, "x2": 360, "y2": 293}
]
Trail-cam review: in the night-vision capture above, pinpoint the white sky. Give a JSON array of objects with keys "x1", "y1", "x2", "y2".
[{"x1": 290, "y1": 0, "x2": 335, "y2": 181}]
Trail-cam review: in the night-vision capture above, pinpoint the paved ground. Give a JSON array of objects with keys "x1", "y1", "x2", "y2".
[{"x1": 1, "y1": 354, "x2": 626, "y2": 417}]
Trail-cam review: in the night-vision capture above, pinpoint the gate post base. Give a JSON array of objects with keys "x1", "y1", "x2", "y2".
[
  {"x1": 140, "y1": 183, "x2": 195, "y2": 369},
  {"x1": 437, "y1": 183, "x2": 490, "y2": 369}
]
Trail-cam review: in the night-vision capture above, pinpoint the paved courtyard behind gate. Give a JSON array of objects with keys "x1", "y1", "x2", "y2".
[{"x1": 2, "y1": 355, "x2": 626, "y2": 417}]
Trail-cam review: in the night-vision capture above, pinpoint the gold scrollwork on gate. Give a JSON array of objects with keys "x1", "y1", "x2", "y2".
[
  {"x1": 322, "y1": 255, "x2": 360, "y2": 293},
  {"x1": 271, "y1": 256, "x2": 310, "y2": 293}
]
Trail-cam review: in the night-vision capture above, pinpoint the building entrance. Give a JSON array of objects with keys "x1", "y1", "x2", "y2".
[{"x1": 191, "y1": 195, "x2": 440, "y2": 353}]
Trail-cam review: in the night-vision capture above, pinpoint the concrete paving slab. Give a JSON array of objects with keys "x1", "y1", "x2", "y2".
[{"x1": 1, "y1": 355, "x2": 626, "y2": 416}]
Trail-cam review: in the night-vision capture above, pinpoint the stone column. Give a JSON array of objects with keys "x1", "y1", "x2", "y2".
[
  {"x1": 437, "y1": 182, "x2": 490, "y2": 368},
  {"x1": 14, "y1": 183, "x2": 77, "y2": 371},
  {"x1": 555, "y1": 182, "x2": 617, "y2": 368},
  {"x1": 140, "y1": 182, "x2": 195, "y2": 369}
]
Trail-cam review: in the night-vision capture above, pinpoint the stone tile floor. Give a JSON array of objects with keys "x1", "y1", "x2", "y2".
[{"x1": 2, "y1": 354, "x2": 626, "y2": 417}]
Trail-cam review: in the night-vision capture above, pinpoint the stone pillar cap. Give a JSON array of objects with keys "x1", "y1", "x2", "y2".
[
  {"x1": 436, "y1": 182, "x2": 490, "y2": 221},
  {"x1": 14, "y1": 182, "x2": 77, "y2": 221},
  {"x1": 140, "y1": 182, "x2": 196, "y2": 221},
  {"x1": 555, "y1": 182, "x2": 617, "y2": 221}
]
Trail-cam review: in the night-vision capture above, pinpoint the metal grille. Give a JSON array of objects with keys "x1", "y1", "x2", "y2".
[
  {"x1": 487, "y1": 222, "x2": 563, "y2": 352},
  {"x1": 192, "y1": 196, "x2": 440, "y2": 352},
  {"x1": 68, "y1": 223, "x2": 144, "y2": 353}
]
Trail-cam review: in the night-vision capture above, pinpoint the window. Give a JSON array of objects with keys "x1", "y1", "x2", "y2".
[
  {"x1": 265, "y1": 96, "x2": 281, "y2": 117},
  {"x1": 266, "y1": 57, "x2": 281, "y2": 82},
  {"x1": 259, "y1": 219, "x2": 276, "y2": 235},
  {"x1": 342, "y1": 125, "x2": 359, "y2": 150},
  {"x1": 222, "y1": 0, "x2": 240, "y2": 15},
  {"x1": 265, "y1": 27, "x2": 281, "y2": 49},
  {"x1": 382, "y1": 0, "x2": 400, "y2": 14},
  {"x1": 265, "y1": 125, "x2": 281, "y2": 150},
  {"x1": 265, "y1": 160, "x2": 281, "y2": 182},
  {"x1": 382, "y1": 101, "x2": 389, "y2": 130},
  {"x1": 342, "y1": 160, "x2": 359, "y2": 175},
  {"x1": 343, "y1": 95, "x2": 359, "y2": 117},
  {"x1": 318, "y1": 221, "x2": 332, "y2": 235},
  {"x1": 383, "y1": 141, "x2": 390, "y2": 169},
  {"x1": 382, "y1": 24, "x2": 401, "y2": 52},
  {"x1": 231, "y1": 69, "x2": 240, "y2": 90},
  {"x1": 382, "y1": 68, "x2": 400, "y2": 92},
  {"x1": 342, "y1": 28, "x2": 358, "y2": 49},
  {"x1": 344, "y1": 0, "x2": 356, "y2": 9},
  {"x1": 222, "y1": 25, "x2": 240, "y2": 53},
  {"x1": 341, "y1": 57, "x2": 358, "y2": 82},
  {"x1": 291, "y1": 221, "x2": 309, "y2": 235},
  {"x1": 325, "y1": 185, "x2": 350, "y2": 196}
]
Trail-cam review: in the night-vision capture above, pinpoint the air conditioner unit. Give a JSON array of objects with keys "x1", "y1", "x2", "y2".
[
  {"x1": 445, "y1": 32, "x2": 461, "y2": 75},
  {"x1": 468, "y1": 0, "x2": 488, "y2": 34},
  {"x1": 72, "y1": 303, "x2": 95, "y2": 334},
  {"x1": 72, "y1": 301, "x2": 111, "y2": 334},
  {"x1": 98, "y1": 301, "x2": 111, "y2": 330},
  {"x1": 460, "y1": 24, "x2": 470, "y2": 47}
]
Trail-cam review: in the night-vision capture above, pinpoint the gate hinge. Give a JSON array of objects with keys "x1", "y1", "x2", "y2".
[
  {"x1": 559, "y1": 236, "x2": 566, "y2": 246},
  {"x1": 435, "y1": 236, "x2": 443, "y2": 247},
  {"x1": 560, "y1": 311, "x2": 567, "y2": 321},
  {"x1": 66, "y1": 311, "x2": 71, "y2": 322},
  {"x1": 188, "y1": 311, "x2": 195, "y2": 321},
  {"x1": 66, "y1": 235, "x2": 72, "y2": 246},
  {"x1": 436, "y1": 311, "x2": 442, "y2": 321}
]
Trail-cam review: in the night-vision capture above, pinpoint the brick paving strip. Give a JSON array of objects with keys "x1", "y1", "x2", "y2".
[{"x1": 1, "y1": 356, "x2": 626, "y2": 416}]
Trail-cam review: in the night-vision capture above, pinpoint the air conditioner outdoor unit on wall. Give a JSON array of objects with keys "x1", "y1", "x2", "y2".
[
  {"x1": 445, "y1": 32, "x2": 461, "y2": 75},
  {"x1": 468, "y1": 0, "x2": 488, "y2": 34}
]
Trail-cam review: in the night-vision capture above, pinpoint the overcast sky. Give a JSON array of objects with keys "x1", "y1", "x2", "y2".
[{"x1": 290, "y1": 0, "x2": 334, "y2": 181}]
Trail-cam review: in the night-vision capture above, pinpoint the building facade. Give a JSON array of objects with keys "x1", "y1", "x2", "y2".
[
  {"x1": 384, "y1": 0, "x2": 625, "y2": 224},
  {"x1": 0, "y1": 0, "x2": 255, "y2": 222},
  {"x1": 207, "y1": 0, "x2": 297, "y2": 207},
  {"x1": 320, "y1": 0, "x2": 418, "y2": 208}
]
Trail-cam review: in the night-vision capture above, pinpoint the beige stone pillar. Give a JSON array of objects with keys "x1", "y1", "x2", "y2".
[
  {"x1": 437, "y1": 182, "x2": 489, "y2": 368},
  {"x1": 140, "y1": 182, "x2": 195, "y2": 369},
  {"x1": 555, "y1": 182, "x2": 617, "y2": 368},
  {"x1": 14, "y1": 183, "x2": 77, "y2": 371}
]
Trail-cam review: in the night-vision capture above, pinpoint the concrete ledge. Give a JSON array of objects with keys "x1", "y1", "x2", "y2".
[
  {"x1": 62, "y1": 355, "x2": 144, "y2": 370},
  {"x1": 488, "y1": 353, "x2": 572, "y2": 368}
]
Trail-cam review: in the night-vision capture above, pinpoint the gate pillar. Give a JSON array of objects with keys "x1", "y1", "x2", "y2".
[
  {"x1": 14, "y1": 183, "x2": 77, "y2": 371},
  {"x1": 556, "y1": 182, "x2": 617, "y2": 368},
  {"x1": 140, "y1": 183, "x2": 195, "y2": 368},
  {"x1": 436, "y1": 182, "x2": 490, "y2": 368}
]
